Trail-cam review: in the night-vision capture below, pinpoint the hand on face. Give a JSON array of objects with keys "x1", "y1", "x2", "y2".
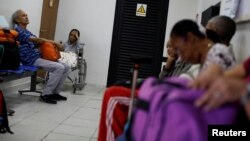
[
  {"x1": 69, "y1": 31, "x2": 79, "y2": 44},
  {"x1": 166, "y1": 42, "x2": 178, "y2": 61},
  {"x1": 195, "y1": 77, "x2": 247, "y2": 111},
  {"x1": 169, "y1": 34, "x2": 198, "y2": 64},
  {"x1": 74, "y1": 33, "x2": 79, "y2": 40},
  {"x1": 167, "y1": 47, "x2": 176, "y2": 59}
]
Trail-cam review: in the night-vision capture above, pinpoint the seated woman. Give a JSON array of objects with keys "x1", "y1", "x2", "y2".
[
  {"x1": 59, "y1": 29, "x2": 87, "y2": 92},
  {"x1": 59, "y1": 29, "x2": 85, "y2": 68},
  {"x1": 63, "y1": 29, "x2": 84, "y2": 54},
  {"x1": 98, "y1": 17, "x2": 237, "y2": 141},
  {"x1": 97, "y1": 42, "x2": 191, "y2": 141},
  {"x1": 169, "y1": 19, "x2": 235, "y2": 76},
  {"x1": 180, "y1": 15, "x2": 237, "y2": 80}
]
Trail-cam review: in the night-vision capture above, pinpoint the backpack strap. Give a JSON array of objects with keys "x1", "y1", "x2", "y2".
[
  {"x1": 0, "y1": 45, "x2": 4, "y2": 64},
  {"x1": 152, "y1": 79, "x2": 187, "y2": 89}
]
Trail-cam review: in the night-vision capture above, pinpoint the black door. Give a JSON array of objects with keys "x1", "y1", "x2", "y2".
[{"x1": 107, "y1": 0, "x2": 169, "y2": 87}]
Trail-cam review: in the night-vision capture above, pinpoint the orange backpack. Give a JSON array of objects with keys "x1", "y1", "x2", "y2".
[{"x1": 0, "y1": 29, "x2": 18, "y2": 42}]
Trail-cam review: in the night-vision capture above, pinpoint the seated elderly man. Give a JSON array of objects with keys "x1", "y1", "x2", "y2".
[{"x1": 12, "y1": 9, "x2": 70, "y2": 104}]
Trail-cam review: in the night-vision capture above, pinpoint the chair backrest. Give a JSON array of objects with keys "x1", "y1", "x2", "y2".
[{"x1": 0, "y1": 15, "x2": 10, "y2": 29}]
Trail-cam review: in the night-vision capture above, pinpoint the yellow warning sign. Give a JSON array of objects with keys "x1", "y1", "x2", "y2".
[
  {"x1": 136, "y1": 4, "x2": 147, "y2": 17},
  {"x1": 137, "y1": 6, "x2": 145, "y2": 13}
]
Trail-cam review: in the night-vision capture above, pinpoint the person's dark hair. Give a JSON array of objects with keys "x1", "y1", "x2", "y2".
[
  {"x1": 69, "y1": 29, "x2": 80, "y2": 37},
  {"x1": 206, "y1": 29, "x2": 222, "y2": 43},
  {"x1": 170, "y1": 19, "x2": 205, "y2": 39},
  {"x1": 209, "y1": 16, "x2": 236, "y2": 44}
]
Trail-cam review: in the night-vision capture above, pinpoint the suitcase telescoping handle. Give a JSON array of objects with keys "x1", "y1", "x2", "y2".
[
  {"x1": 128, "y1": 55, "x2": 152, "y2": 120},
  {"x1": 130, "y1": 55, "x2": 152, "y2": 64}
]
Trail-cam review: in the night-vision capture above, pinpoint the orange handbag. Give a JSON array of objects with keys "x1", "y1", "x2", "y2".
[{"x1": 40, "y1": 42, "x2": 61, "y2": 61}]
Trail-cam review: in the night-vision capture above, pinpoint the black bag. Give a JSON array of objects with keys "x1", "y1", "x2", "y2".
[
  {"x1": 0, "y1": 90, "x2": 13, "y2": 134},
  {"x1": 0, "y1": 29, "x2": 20, "y2": 70}
]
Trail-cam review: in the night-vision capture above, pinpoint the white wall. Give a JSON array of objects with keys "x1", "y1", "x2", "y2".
[
  {"x1": 0, "y1": 0, "x2": 43, "y2": 35},
  {"x1": 198, "y1": 0, "x2": 250, "y2": 62},
  {"x1": 163, "y1": 0, "x2": 198, "y2": 57},
  {"x1": 232, "y1": 22, "x2": 250, "y2": 62},
  {"x1": 55, "y1": 0, "x2": 116, "y2": 86}
]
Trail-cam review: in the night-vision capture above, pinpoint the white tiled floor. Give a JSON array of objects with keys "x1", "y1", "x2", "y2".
[{"x1": 0, "y1": 82, "x2": 105, "y2": 141}]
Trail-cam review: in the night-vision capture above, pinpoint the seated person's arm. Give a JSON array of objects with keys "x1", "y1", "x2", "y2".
[
  {"x1": 29, "y1": 37, "x2": 45, "y2": 43},
  {"x1": 195, "y1": 77, "x2": 249, "y2": 112},
  {"x1": 189, "y1": 64, "x2": 224, "y2": 89},
  {"x1": 191, "y1": 63, "x2": 246, "y2": 89},
  {"x1": 189, "y1": 44, "x2": 236, "y2": 89},
  {"x1": 59, "y1": 40, "x2": 65, "y2": 51},
  {"x1": 224, "y1": 64, "x2": 247, "y2": 79},
  {"x1": 159, "y1": 57, "x2": 176, "y2": 79},
  {"x1": 53, "y1": 41, "x2": 64, "y2": 51},
  {"x1": 164, "y1": 56, "x2": 175, "y2": 70},
  {"x1": 179, "y1": 64, "x2": 200, "y2": 80},
  {"x1": 29, "y1": 37, "x2": 64, "y2": 51},
  {"x1": 159, "y1": 41, "x2": 177, "y2": 79},
  {"x1": 194, "y1": 58, "x2": 250, "y2": 115}
]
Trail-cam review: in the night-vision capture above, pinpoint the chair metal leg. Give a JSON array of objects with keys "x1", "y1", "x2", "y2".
[
  {"x1": 72, "y1": 59, "x2": 87, "y2": 93},
  {"x1": 18, "y1": 71, "x2": 42, "y2": 96}
]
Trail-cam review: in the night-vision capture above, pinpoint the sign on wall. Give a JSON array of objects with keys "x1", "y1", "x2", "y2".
[
  {"x1": 136, "y1": 3, "x2": 147, "y2": 17},
  {"x1": 235, "y1": 0, "x2": 250, "y2": 23},
  {"x1": 220, "y1": 0, "x2": 250, "y2": 23},
  {"x1": 220, "y1": 0, "x2": 240, "y2": 18}
]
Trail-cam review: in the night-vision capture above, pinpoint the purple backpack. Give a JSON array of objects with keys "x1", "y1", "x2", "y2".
[{"x1": 128, "y1": 77, "x2": 238, "y2": 141}]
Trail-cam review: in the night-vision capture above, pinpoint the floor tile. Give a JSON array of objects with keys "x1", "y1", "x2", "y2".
[
  {"x1": 90, "y1": 137, "x2": 98, "y2": 141},
  {"x1": 53, "y1": 124, "x2": 96, "y2": 137},
  {"x1": 0, "y1": 84, "x2": 104, "y2": 141},
  {"x1": 25, "y1": 111, "x2": 67, "y2": 124},
  {"x1": 63, "y1": 117, "x2": 99, "y2": 128},
  {"x1": 42, "y1": 133, "x2": 90, "y2": 141},
  {"x1": 0, "y1": 119, "x2": 58, "y2": 141},
  {"x1": 85, "y1": 99, "x2": 102, "y2": 109},
  {"x1": 72, "y1": 107, "x2": 100, "y2": 121},
  {"x1": 92, "y1": 128, "x2": 99, "y2": 138}
]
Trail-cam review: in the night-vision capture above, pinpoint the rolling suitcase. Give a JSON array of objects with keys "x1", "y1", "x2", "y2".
[{"x1": 98, "y1": 55, "x2": 151, "y2": 141}]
